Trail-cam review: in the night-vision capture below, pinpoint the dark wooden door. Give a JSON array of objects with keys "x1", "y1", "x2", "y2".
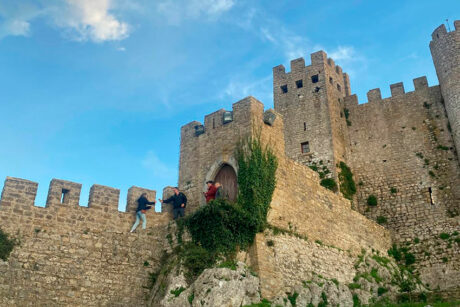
[{"x1": 214, "y1": 164, "x2": 238, "y2": 202}]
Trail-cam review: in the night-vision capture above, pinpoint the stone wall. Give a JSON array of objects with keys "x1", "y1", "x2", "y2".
[
  {"x1": 250, "y1": 231, "x2": 357, "y2": 299},
  {"x1": 430, "y1": 20, "x2": 460, "y2": 156},
  {"x1": 178, "y1": 96, "x2": 264, "y2": 212},
  {"x1": 343, "y1": 80, "x2": 460, "y2": 290},
  {"x1": 180, "y1": 98, "x2": 391, "y2": 300},
  {"x1": 0, "y1": 177, "x2": 170, "y2": 306}
]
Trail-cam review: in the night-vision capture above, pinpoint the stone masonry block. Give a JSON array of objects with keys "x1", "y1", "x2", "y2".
[
  {"x1": 46, "y1": 179, "x2": 82, "y2": 207},
  {"x1": 0, "y1": 177, "x2": 38, "y2": 211},
  {"x1": 88, "y1": 184, "x2": 120, "y2": 213},
  {"x1": 390, "y1": 82, "x2": 405, "y2": 96},
  {"x1": 126, "y1": 186, "x2": 156, "y2": 213},
  {"x1": 367, "y1": 88, "x2": 382, "y2": 102},
  {"x1": 413, "y1": 76, "x2": 428, "y2": 90}
]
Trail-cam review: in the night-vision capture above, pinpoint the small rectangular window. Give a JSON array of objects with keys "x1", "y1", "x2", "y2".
[
  {"x1": 61, "y1": 189, "x2": 70, "y2": 204},
  {"x1": 303, "y1": 122, "x2": 307, "y2": 131},
  {"x1": 280, "y1": 85, "x2": 288, "y2": 93},
  {"x1": 329, "y1": 77, "x2": 333, "y2": 84},
  {"x1": 295, "y1": 80, "x2": 303, "y2": 88},
  {"x1": 311, "y1": 75, "x2": 319, "y2": 83},
  {"x1": 337, "y1": 84, "x2": 341, "y2": 91},
  {"x1": 301, "y1": 141, "x2": 310, "y2": 153}
]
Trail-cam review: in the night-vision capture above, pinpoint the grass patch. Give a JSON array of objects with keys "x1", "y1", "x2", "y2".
[
  {"x1": 439, "y1": 233, "x2": 450, "y2": 240},
  {"x1": 390, "y1": 187, "x2": 398, "y2": 193},
  {"x1": 287, "y1": 292, "x2": 298, "y2": 306}
]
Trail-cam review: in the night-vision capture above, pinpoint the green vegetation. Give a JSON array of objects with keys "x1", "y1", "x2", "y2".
[
  {"x1": 378, "y1": 287, "x2": 388, "y2": 296},
  {"x1": 390, "y1": 187, "x2": 398, "y2": 194},
  {"x1": 439, "y1": 233, "x2": 450, "y2": 240},
  {"x1": 287, "y1": 292, "x2": 299, "y2": 306},
  {"x1": 344, "y1": 108, "x2": 352, "y2": 126},
  {"x1": 415, "y1": 152, "x2": 423, "y2": 159},
  {"x1": 423, "y1": 102, "x2": 431, "y2": 109},
  {"x1": 377, "y1": 216, "x2": 387, "y2": 225},
  {"x1": 413, "y1": 238, "x2": 420, "y2": 244},
  {"x1": 320, "y1": 178, "x2": 338, "y2": 192},
  {"x1": 266, "y1": 239, "x2": 274, "y2": 247},
  {"x1": 348, "y1": 282, "x2": 361, "y2": 290},
  {"x1": 353, "y1": 294, "x2": 362, "y2": 307},
  {"x1": 217, "y1": 259, "x2": 238, "y2": 270},
  {"x1": 436, "y1": 145, "x2": 449, "y2": 151},
  {"x1": 166, "y1": 134, "x2": 278, "y2": 283},
  {"x1": 338, "y1": 161, "x2": 357, "y2": 200},
  {"x1": 0, "y1": 228, "x2": 18, "y2": 261},
  {"x1": 170, "y1": 287, "x2": 186, "y2": 297},
  {"x1": 188, "y1": 292, "x2": 194, "y2": 304},
  {"x1": 428, "y1": 171, "x2": 436, "y2": 178},
  {"x1": 318, "y1": 292, "x2": 328, "y2": 307},
  {"x1": 367, "y1": 195, "x2": 378, "y2": 206},
  {"x1": 143, "y1": 261, "x2": 150, "y2": 267},
  {"x1": 242, "y1": 299, "x2": 272, "y2": 307}
]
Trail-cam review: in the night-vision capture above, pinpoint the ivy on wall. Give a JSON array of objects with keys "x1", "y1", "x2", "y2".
[
  {"x1": 176, "y1": 133, "x2": 278, "y2": 280},
  {"x1": 0, "y1": 228, "x2": 18, "y2": 261},
  {"x1": 338, "y1": 161, "x2": 356, "y2": 200}
]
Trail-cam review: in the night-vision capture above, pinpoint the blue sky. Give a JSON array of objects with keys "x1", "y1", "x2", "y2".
[{"x1": 0, "y1": 0, "x2": 458, "y2": 211}]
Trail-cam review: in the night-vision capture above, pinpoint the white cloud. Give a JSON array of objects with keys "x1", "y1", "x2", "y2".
[
  {"x1": 142, "y1": 151, "x2": 175, "y2": 179},
  {"x1": 221, "y1": 74, "x2": 273, "y2": 105},
  {"x1": 156, "y1": 0, "x2": 235, "y2": 25},
  {"x1": 0, "y1": 0, "x2": 130, "y2": 42}
]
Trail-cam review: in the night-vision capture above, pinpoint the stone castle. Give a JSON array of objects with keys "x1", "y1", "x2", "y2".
[{"x1": 0, "y1": 21, "x2": 459, "y2": 305}]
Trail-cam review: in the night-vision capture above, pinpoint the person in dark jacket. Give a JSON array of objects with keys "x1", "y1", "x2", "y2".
[
  {"x1": 215, "y1": 182, "x2": 227, "y2": 200},
  {"x1": 159, "y1": 187, "x2": 187, "y2": 220},
  {"x1": 130, "y1": 193, "x2": 155, "y2": 232},
  {"x1": 204, "y1": 180, "x2": 217, "y2": 203}
]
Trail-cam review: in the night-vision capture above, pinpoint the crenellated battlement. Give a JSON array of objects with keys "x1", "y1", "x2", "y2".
[
  {"x1": 0, "y1": 176, "x2": 170, "y2": 231},
  {"x1": 180, "y1": 96, "x2": 265, "y2": 140},
  {"x1": 273, "y1": 50, "x2": 348, "y2": 84},
  {"x1": 344, "y1": 76, "x2": 434, "y2": 107}
]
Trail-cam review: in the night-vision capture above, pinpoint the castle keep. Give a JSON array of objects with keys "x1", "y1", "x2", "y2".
[{"x1": 0, "y1": 21, "x2": 459, "y2": 305}]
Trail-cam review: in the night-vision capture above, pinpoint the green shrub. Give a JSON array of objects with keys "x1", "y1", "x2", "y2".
[
  {"x1": 287, "y1": 292, "x2": 298, "y2": 306},
  {"x1": 442, "y1": 257, "x2": 448, "y2": 263},
  {"x1": 377, "y1": 287, "x2": 388, "y2": 296},
  {"x1": 414, "y1": 237, "x2": 420, "y2": 244},
  {"x1": 367, "y1": 195, "x2": 377, "y2": 206},
  {"x1": 390, "y1": 187, "x2": 398, "y2": 193},
  {"x1": 376, "y1": 216, "x2": 387, "y2": 225},
  {"x1": 338, "y1": 161, "x2": 356, "y2": 200},
  {"x1": 437, "y1": 145, "x2": 449, "y2": 150},
  {"x1": 348, "y1": 283, "x2": 361, "y2": 290},
  {"x1": 266, "y1": 240, "x2": 274, "y2": 247},
  {"x1": 0, "y1": 228, "x2": 17, "y2": 261},
  {"x1": 405, "y1": 253, "x2": 416, "y2": 265},
  {"x1": 218, "y1": 259, "x2": 238, "y2": 270},
  {"x1": 318, "y1": 292, "x2": 328, "y2": 307},
  {"x1": 429, "y1": 171, "x2": 436, "y2": 177},
  {"x1": 352, "y1": 294, "x2": 361, "y2": 307},
  {"x1": 170, "y1": 287, "x2": 186, "y2": 297},
  {"x1": 188, "y1": 293, "x2": 195, "y2": 304},
  {"x1": 320, "y1": 178, "x2": 338, "y2": 192},
  {"x1": 439, "y1": 233, "x2": 450, "y2": 240}
]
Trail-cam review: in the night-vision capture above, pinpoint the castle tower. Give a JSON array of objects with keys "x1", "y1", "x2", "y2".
[
  {"x1": 273, "y1": 51, "x2": 351, "y2": 180},
  {"x1": 430, "y1": 20, "x2": 460, "y2": 156}
]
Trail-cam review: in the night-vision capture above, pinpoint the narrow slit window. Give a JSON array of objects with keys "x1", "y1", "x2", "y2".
[
  {"x1": 213, "y1": 118, "x2": 215, "y2": 129},
  {"x1": 329, "y1": 77, "x2": 333, "y2": 84},
  {"x1": 61, "y1": 189, "x2": 70, "y2": 204},
  {"x1": 311, "y1": 75, "x2": 319, "y2": 83},
  {"x1": 303, "y1": 122, "x2": 307, "y2": 131},
  {"x1": 280, "y1": 85, "x2": 288, "y2": 93},
  {"x1": 301, "y1": 141, "x2": 310, "y2": 153},
  {"x1": 295, "y1": 80, "x2": 303, "y2": 88},
  {"x1": 337, "y1": 84, "x2": 341, "y2": 91},
  {"x1": 428, "y1": 187, "x2": 434, "y2": 205}
]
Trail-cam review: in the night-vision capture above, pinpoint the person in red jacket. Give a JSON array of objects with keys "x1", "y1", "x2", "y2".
[{"x1": 204, "y1": 180, "x2": 217, "y2": 203}]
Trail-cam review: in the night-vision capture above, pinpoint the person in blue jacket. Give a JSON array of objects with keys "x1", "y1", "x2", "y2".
[{"x1": 130, "y1": 193, "x2": 155, "y2": 232}]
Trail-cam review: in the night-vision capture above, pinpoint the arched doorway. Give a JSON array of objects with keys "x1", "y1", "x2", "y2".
[{"x1": 214, "y1": 164, "x2": 238, "y2": 202}]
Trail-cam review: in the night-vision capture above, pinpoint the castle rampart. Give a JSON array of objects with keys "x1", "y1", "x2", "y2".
[{"x1": 0, "y1": 177, "x2": 169, "y2": 306}]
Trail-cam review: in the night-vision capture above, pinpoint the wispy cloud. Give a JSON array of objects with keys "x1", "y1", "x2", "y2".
[
  {"x1": 0, "y1": 0, "x2": 130, "y2": 42},
  {"x1": 141, "y1": 151, "x2": 175, "y2": 179},
  {"x1": 220, "y1": 74, "x2": 273, "y2": 105},
  {"x1": 156, "y1": 0, "x2": 235, "y2": 25}
]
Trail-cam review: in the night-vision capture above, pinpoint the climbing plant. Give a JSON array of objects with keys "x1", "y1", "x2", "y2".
[
  {"x1": 338, "y1": 161, "x2": 356, "y2": 200},
  {"x1": 0, "y1": 228, "x2": 18, "y2": 261},
  {"x1": 177, "y1": 133, "x2": 278, "y2": 280}
]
